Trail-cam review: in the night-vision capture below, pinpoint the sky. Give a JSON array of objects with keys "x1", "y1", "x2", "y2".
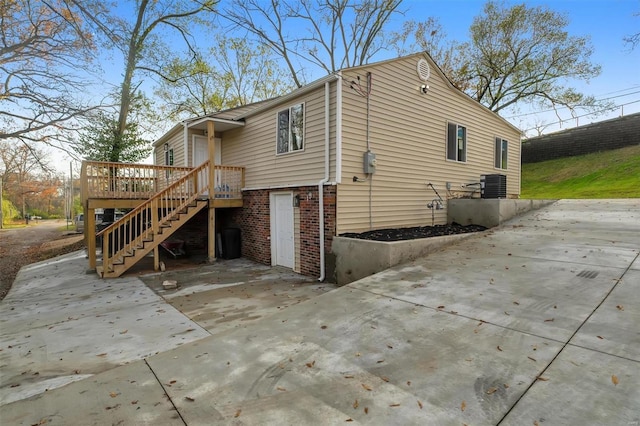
[
  {"x1": 388, "y1": 0, "x2": 640, "y2": 135},
  {"x1": 51, "y1": 0, "x2": 640, "y2": 174}
]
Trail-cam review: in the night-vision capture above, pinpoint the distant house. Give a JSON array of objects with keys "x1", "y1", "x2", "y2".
[
  {"x1": 522, "y1": 112, "x2": 640, "y2": 163},
  {"x1": 81, "y1": 52, "x2": 522, "y2": 279}
]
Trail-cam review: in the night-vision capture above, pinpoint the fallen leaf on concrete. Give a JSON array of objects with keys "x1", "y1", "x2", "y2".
[
  {"x1": 170, "y1": 380, "x2": 177, "y2": 385},
  {"x1": 276, "y1": 387, "x2": 287, "y2": 392},
  {"x1": 185, "y1": 397, "x2": 195, "y2": 402},
  {"x1": 321, "y1": 325, "x2": 327, "y2": 329},
  {"x1": 497, "y1": 346, "x2": 503, "y2": 352},
  {"x1": 185, "y1": 328, "x2": 195, "y2": 332},
  {"x1": 406, "y1": 380, "x2": 411, "y2": 386},
  {"x1": 537, "y1": 377, "x2": 549, "y2": 381},
  {"x1": 534, "y1": 421, "x2": 539, "y2": 426},
  {"x1": 389, "y1": 403, "x2": 400, "y2": 407},
  {"x1": 362, "y1": 383, "x2": 372, "y2": 391},
  {"x1": 119, "y1": 330, "x2": 128, "y2": 334},
  {"x1": 376, "y1": 359, "x2": 385, "y2": 364},
  {"x1": 10, "y1": 384, "x2": 20, "y2": 388},
  {"x1": 503, "y1": 384, "x2": 510, "y2": 388},
  {"x1": 612, "y1": 375, "x2": 619, "y2": 386},
  {"x1": 364, "y1": 407, "x2": 369, "y2": 414},
  {"x1": 355, "y1": 352, "x2": 361, "y2": 357},
  {"x1": 597, "y1": 335, "x2": 604, "y2": 339},
  {"x1": 305, "y1": 360, "x2": 316, "y2": 368},
  {"x1": 486, "y1": 387, "x2": 498, "y2": 395},
  {"x1": 353, "y1": 399, "x2": 359, "y2": 409},
  {"x1": 437, "y1": 305, "x2": 445, "y2": 309},
  {"x1": 96, "y1": 353, "x2": 107, "y2": 357},
  {"x1": 513, "y1": 301, "x2": 520, "y2": 305},
  {"x1": 345, "y1": 419, "x2": 353, "y2": 422},
  {"x1": 105, "y1": 404, "x2": 120, "y2": 410},
  {"x1": 417, "y1": 400, "x2": 423, "y2": 409},
  {"x1": 131, "y1": 400, "x2": 138, "y2": 405},
  {"x1": 544, "y1": 318, "x2": 554, "y2": 322},
  {"x1": 461, "y1": 401, "x2": 466, "y2": 411},
  {"x1": 344, "y1": 375, "x2": 355, "y2": 379},
  {"x1": 381, "y1": 376, "x2": 390, "y2": 382},
  {"x1": 616, "y1": 305, "x2": 624, "y2": 311},
  {"x1": 386, "y1": 344, "x2": 393, "y2": 349},
  {"x1": 109, "y1": 392, "x2": 118, "y2": 398},
  {"x1": 234, "y1": 409, "x2": 241, "y2": 418},
  {"x1": 504, "y1": 311, "x2": 510, "y2": 315}
]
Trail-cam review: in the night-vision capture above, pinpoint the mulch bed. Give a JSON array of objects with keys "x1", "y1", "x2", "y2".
[{"x1": 339, "y1": 223, "x2": 487, "y2": 242}]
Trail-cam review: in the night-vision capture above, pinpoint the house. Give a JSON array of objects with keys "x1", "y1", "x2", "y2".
[{"x1": 81, "y1": 52, "x2": 522, "y2": 279}]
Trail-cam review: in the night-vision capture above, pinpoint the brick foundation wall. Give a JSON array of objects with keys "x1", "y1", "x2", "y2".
[
  {"x1": 224, "y1": 185, "x2": 337, "y2": 278},
  {"x1": 227, "y1": 189, "x2": 271, "y2": 265}
]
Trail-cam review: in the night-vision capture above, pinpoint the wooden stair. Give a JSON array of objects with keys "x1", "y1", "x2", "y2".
[
  {"x1": 99, "y1": 200, "x2": 207, "y2": 278},
  {"x1": 96, "y1": 161, "x2": 212, "y2": 278}
]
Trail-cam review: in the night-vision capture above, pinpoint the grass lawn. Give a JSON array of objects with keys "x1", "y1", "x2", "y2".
[{"x1": 521, "y1": 145, "x2": 640, "y2": 199}]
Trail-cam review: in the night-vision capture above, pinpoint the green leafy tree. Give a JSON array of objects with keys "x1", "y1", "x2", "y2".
[{"x1": 74, "y1": 110, "x2": 151, "y2": 163}]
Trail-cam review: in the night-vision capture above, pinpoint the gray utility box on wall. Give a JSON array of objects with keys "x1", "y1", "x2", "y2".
[
  {"x1": 481, "y1": 174, "x2": 507, "y2": 198},
  {"x1": 363, "y1": 151, "x2": 377, "y2": 174}
]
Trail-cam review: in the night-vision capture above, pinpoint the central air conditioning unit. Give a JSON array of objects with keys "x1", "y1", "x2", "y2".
[{"x1": 481, "y1": 174, "x2": 507, "y2": 199}]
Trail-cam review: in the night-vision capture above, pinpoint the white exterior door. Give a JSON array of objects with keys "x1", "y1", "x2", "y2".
[
  {"x1": 270, "y1": 192, "x2": 294, "y2": 269},
  {"x1": 193, "y1": 136, "x2": 221, "y2": 194}
]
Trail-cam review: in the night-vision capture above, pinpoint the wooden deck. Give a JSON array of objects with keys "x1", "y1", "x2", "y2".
[{"x1": 80, "y1": 161, "x2": 245, "y2": 276}]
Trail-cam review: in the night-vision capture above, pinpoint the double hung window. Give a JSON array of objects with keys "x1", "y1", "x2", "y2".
[{"x1": 277, "y1": 103, "x2": 304, "y2": 154}]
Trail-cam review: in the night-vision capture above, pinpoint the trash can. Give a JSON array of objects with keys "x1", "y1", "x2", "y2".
[{"x1": 222, "y1": 228, "x2": 241, "y2": 259}]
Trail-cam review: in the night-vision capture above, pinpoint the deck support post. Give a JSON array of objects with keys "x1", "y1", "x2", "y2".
[
  {"x1": 207, "y1": 120, "x2": 217, "y2": 262},
  {"x1": 87, "y1": 206, "x2": 96, "y2": 270}
]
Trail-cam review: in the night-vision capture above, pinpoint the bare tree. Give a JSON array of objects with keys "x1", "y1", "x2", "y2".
[
  {"x1": 223, "y1": 0, "x2": 403, "y2": 87},
  {"x1": 0, "y1": 0, "x2": 99, "y2": 150},
  {"x1": 624, "y1": 11, "x2": 639, "y2": 49}
]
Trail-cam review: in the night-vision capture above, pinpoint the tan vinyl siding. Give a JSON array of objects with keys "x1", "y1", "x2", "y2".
[
  {"x1": 337, "y1": 54, "x2": 521, "y2": 234},
  {"x1": 222, "y1": 81, "x2": 337, "y2": 188},
  {"x1": 154, "y1": 128, "x2": 185, "y2": 167}
]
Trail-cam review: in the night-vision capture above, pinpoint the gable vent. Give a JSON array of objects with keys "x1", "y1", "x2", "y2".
[{"x1": 417, "y1": 58, "x2": 431, "y2": 81}]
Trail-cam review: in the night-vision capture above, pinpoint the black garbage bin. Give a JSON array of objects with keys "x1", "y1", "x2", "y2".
[{"x1": 222, "y1": 228, "x2": 241, "y2": 259}]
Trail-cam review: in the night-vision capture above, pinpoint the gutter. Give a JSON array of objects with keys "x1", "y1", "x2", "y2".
[{"x1": 318, "y1": 80, "x2": 331, "y2": 281}]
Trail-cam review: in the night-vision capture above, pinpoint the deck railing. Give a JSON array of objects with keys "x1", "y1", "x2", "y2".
[{"x1": 80, "y1": 161, "x2": 245, "y2": 201}]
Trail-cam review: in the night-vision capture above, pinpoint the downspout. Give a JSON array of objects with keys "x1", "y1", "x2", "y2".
[
  {"x1": 182, "y1": 121, "x2": 188, "y2": 167},
  {"x1": 318, "y1": 80, "x2": 331, "y2": 281},
  {"x1": 336, "y1": 72, "x2": 343, "y2": 184}
]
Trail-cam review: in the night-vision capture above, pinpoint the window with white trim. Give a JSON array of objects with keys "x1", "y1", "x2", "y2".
[
  {"x1": 277, "y1": 103, "x2": 304, "y2": 154},
  {"x1": 447, "y1": 122, "x2": 467, "y2": 162},
  {"x1": 495, "y1": 137, "x2": 508, "y2": 169}
]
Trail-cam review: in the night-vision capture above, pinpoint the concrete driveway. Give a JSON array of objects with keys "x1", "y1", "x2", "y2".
[{"x1": 1, "y1": 199, "x2": 638, "y2": 425}]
